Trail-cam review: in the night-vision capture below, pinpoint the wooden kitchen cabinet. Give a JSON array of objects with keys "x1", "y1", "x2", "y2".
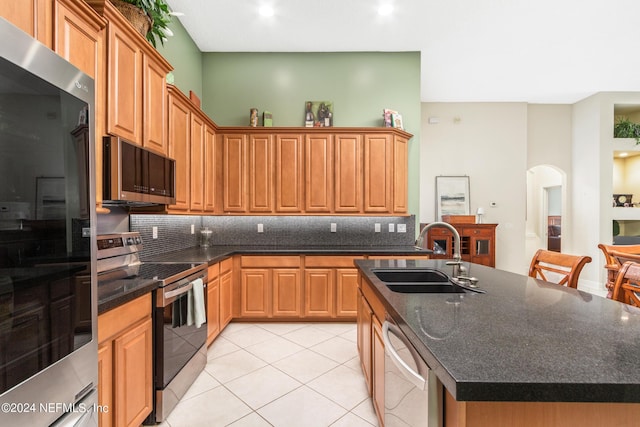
[
  {"x1": 190, "y1": 111, "x2": 205, "y2": 212},
  {"x1": 167, "y1": 88, "x2": 191, "y2": 211},
  {"x1": 87, "y1": 0, "x2": 172, "y2": 149},
  {"x1": 305, "y1": 255, "x2": 362, "y2": 319},
  {"x1": 1, "y1": 0, "x2": 52, "y2": 48},
  {"x1": 305, "y1": 133, "x2": 333, "y2": 212},
  {"x1": 240, "y1": 256, "x2": 302, "y2": 319},
  {"x1": 276, "y1": 134, "x2": 304, "y2": 213},
  {"x1": 357, "y1": 273, "x2": 387, "y2": 426},
  {"x1": 304, "y1": 268, "x2": 334, "y2": 317},
  {"x1": 98, "y1": 293, "x2": 153, "y2": 427},
  {"x1": 372, "y1": 316, "x2": 385, "y2": 426},
  {"x1": 334, "y1": 134, "x2": 363, "y2": 212},
  {"x1": 207, "y1": 263, "x2": 220, "y2": 346},
  {"x1": 249, "y1": 134, "x2": 274, "y2": 212},
  {"x1": 204, "y1": 124, "x2": 217, "y2": 212},
  {"x1": 219, "y1": 258, "x2": 233, "y2": 328},
  {"x1": 222, "y1": 133, "x2": 248, "y2": 212},
  {"x1": 422, "y1": 223, "x2": 498, "y2": 267},
  {"x1": 213, "y1": 127, "x2": 410, "y2": 216}
]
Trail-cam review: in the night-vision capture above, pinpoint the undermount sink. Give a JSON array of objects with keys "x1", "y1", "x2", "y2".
[{"x1": 372, "y1": 268, "x2": 466, "y2": 294}]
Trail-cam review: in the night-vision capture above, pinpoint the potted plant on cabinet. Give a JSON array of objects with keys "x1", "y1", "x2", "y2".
[
  {"x1": 614, "y1": 116, "x2": 640, "y2": 144},
  {"x1": 111, "y1": 0, "x2": 172, "y2": 48}
]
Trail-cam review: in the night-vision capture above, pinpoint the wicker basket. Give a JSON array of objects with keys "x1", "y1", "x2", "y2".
[{"x1": 111, "y1": 0, "x2": 152, "y2": 37}]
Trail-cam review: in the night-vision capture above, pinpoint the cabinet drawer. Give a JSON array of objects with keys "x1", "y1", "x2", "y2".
[
  {"x1": 241, "y1": 255, "x2": 301, "y2": 268},
  {"x1": 468, "y1": 228, "x2": 493, "y2": 237},
  {"x1": 305, "y1": 256, "x2": 363, "y2": 268},
  {"x1": 98, "y1": 294, "x2": 151, "y2": 343},
  {"x1": 208, "y1": 263, "x2": 220, "y2": 278},
  {"x1": 431, "y1": 228, "x2": 452, "y2": 236},
  {"x1": 220, "y1": 257, "x2": 233, "y2": 273}
]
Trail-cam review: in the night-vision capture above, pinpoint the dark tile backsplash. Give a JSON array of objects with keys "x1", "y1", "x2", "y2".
[{"x1": 130, "y1": 214, "x2": 416, "y2": 258}]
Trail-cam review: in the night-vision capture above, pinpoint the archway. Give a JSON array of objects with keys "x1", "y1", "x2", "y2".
[{"x1": 526, "y1": 165, "x2": 566, "y2": 265}]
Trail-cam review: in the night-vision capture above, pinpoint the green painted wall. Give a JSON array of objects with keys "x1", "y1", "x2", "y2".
[
  {"x1": 202, "y1": 51, "x2": 421, "y2": 218},
  {"x1": 156, "y1": 31, "x2": 421, "y2": 219},
  {"x1": 155, "y1": 18, "x2": 203, "y2": 98}
]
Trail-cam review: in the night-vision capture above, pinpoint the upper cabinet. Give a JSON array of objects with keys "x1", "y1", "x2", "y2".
[
  {"x1": 86, "y1": 0, "x2": 172, "y2": 153},
  {"x1": 217, "y1": 127, "x2": 411, "y2": 216}
]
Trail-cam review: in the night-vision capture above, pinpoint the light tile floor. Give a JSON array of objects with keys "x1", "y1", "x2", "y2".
[{"x1": 158, "y1": 322, "x2": 379, "y2": 427}]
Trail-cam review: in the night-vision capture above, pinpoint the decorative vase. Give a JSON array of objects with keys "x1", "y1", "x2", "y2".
[{"x1": 110, "y1": 0, "x2": 152, "y2": 37}]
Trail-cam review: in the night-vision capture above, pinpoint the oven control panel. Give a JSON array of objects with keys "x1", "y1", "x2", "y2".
[{"x1": 97, "y1": 232, "x2": 143, "y2": 259}]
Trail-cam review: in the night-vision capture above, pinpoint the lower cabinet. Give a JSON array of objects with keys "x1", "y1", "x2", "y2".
[
  {"x1": 220, "y1": 258, "x2": 234, "y2": 328},
  {"x1": 239, "y1": 255, "x2": 362, "y2": 320},
  {"x1": 98, "y1": 294, "x2": 153, "y2": 427},
  {"x1": 357, "y1": 274, "x2": 387, "y2": 426},
  {"x1": 207, "y1": 263, "x2": 221, "y2": 345}
]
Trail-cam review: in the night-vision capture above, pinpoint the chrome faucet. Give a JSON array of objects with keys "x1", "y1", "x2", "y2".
[{"x1": 415, "y1": 221, "x2": 462, "y2": 262}]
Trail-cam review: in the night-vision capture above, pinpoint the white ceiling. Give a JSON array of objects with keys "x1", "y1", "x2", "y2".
[{"x1": 165, "y1": 0, "x2": 640, "y2": 104}]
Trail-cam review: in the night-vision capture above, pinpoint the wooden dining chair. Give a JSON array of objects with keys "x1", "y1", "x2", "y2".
[
  {"x1": 597, "y1": 243, "x2": 640, "y2": 297},
  {"x1": 528, "y1": 249, "x2": 592, "y2": 289},
  {"x1": 611, "y1": 261, "x2": 640, "y2": 307}
]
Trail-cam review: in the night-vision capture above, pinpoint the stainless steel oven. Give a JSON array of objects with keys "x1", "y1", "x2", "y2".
[
  {"x1": 96, "y1": 232, "x2": 207, "y2": 424},
  {"x1": 0, "y1": 18, "x2": 97, "y2": 427}
]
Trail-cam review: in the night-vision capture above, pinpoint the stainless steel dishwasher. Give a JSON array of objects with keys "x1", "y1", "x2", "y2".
[{"x1": 383, "y1": 318, "x2": 442, "y2": 427}]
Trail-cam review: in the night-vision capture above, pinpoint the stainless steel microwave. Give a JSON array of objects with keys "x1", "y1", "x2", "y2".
[{"x1": 103, "y1": 136, "x2": 176, "y2": 205}]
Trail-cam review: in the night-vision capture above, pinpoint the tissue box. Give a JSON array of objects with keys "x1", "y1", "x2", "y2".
[{"x1": 263, "y1": 111, "x2": 273, "y2": 127}]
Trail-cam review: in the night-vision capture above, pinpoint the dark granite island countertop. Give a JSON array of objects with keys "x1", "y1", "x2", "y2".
[{"x1": 355, "y1": 258, "x2": 640, "y2": 403}]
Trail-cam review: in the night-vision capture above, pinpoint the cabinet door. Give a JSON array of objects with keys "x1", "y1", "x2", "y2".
[
  {"x1": 54, "y1": 2, "x2": 106, "y2": 213},
  {"x1": 336, "y1": 268, "x2": 358, "y2": 318},
  {"x1": 249, "y1": 134, "x2": 274, "y2": 212},
  {"x1": 204, "y1": 124, "x2": 217, "y2": 212},
  {"x1": 142, "y1": 55, "x2": 167, "y2": 154},
  {"x1": 364, "y1": 134, "x2": 392, "y2": 213},
  {"x1": 114, "y1": 317, "x2": 153, "y2": 427},
  {"x1": 223, "y1": 134, "x2": 247, "y2": 212},
  {"x1": 304, "y1": 269, "x2": 334, "y2": 318},
  {"x1": 207, "y1": 275, "x2": 220, "y2": 345},
  {"x1": 469, "y1": 228, "x2": 496, "y2": 267},
  {"x1": 97, "y1": 341, "x2": 113, "y2": 427},
  {"x1": 334, "y1": 134, "x2": 362, "y2": 213},
  {"x1": 305, "y1": 134, "x2": 332, "y2": 212},
  {"x1": 276, "y1": 134, "x2": 303, "y2": 212},
  {"x1": 107, "y1": 21, "x2": 141, "y2": 144},
  {"x1": 190, "y1": 112, "x2": 205, "y2": 212},
  {"x1": 357, "y1": 290, "x2": 373, "y2": 394},
  {"x1": 372, "y1": 316, "x2": 385, "y2": 426},
  {"x1": 167, "y1": 92, "x2": 191, "y2": 211},
  {"x1": 393, "y1": 134, "x2": 408, "y2": 213},
  {"x1": 272, "y1": 268, "x2": 301, "y2": 317},
  {"x1": 241, "y1": 269, "x2": 270, "y2": 317},
  {"x1": 1, "y1": 0, "x2": 51, "y2": 47},
  {"x1": 220, "y1": 270, "x2": 233, "y2": 328}
]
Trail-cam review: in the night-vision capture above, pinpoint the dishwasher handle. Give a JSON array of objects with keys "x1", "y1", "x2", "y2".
[{"x1": 383, "y1": 320, "x2": 427, "y2": 391}]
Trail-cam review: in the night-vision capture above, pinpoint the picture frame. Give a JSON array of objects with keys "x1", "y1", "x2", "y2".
[
  {"x1": 391, "y1": 113, "x2": 404, "y2": 130},
  {"x1": 304, "y1": 101, "x2": 333, "y2": 127},
  {"x1": 435, "y1": 176, "x2": 470, "y2": 221}
]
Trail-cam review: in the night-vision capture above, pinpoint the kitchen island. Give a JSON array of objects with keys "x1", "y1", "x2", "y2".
[{"x1": 356, "y1": 258, "x2": 640, "y2": 427}]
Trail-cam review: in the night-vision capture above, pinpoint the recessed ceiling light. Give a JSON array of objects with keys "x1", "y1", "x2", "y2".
[
  {"x1": 619, "y1": 152, "x2": 629, "y2": 157},
  {"x1": 259, "y1": 5, "x2": 275, "y2": 17},
  {"x1": 169, "y1": 11, "x2": 184, "y2": 17},
  {"x1": 378, "y1": 4, "x2": 393, "y2": 16}
]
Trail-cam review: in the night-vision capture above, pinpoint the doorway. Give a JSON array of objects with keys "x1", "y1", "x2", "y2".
[{"x1": 526, "y1": 165, "x2": 565, "y2": 263}]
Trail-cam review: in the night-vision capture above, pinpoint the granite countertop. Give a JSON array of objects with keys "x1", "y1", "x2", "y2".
[
  {"x1": 98, "y1": 244, "x2": 428, "y2": 313},
  {"x1": 355, "y1": 258, "x2": 640, "y2": 403},
  {"x1": 143, "y1": 244, "x2": 430, "y2": 264}
]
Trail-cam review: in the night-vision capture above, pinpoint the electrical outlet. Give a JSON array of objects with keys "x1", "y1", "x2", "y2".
[
  {"x1": 374, "y1": 223, "x2": 381, "y2": 233},
  {"x1": 191, "y1": 224, "x2": 195, "y2": 234},
  {"x1": 82, "y1": 227, "x2": 91, "y2": 238},
  {"x1": 388, "y1": 223, "x2": 395, "y2": 232},
  {"x1": 397, "y1": 224, "x2": 406, "y2": 233},
  {"x1": 152, "y1": 226, "x2": 158, "y2": 239},
  {"x1": 330, "y1": 223, "x2": 337, "y2": 233},
  {"x1": 257, "y1": 223, "x2": 264, "y2": 233}
]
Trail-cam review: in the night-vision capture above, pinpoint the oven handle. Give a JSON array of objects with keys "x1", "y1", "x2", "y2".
[{"x1": 165, "y1": 282, "x2": 193, "y2": 299}]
